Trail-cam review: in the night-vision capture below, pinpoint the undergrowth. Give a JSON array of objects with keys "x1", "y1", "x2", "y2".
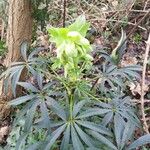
[{"x1": 1, "y1": 16, "x2": 150, "y2": 150}]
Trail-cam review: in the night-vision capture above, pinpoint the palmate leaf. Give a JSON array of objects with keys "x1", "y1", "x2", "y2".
[
  {"x1": 128, "y1": 134, "x2": 150, "y2": 150},
  {"x1": 94, "y1": 96, "x2": 139, "y2": 149},
  {"x1": 60, "y1": 124, "x2": 71, "y2": 150},
  {"x1": 76, "y1": 120, "x2": 111, "y2": 136},
  {"x1": 1, "y1": 43, "x2": 45, "y2": 97},
  {"x1": 74, "y1": 123, "x2": 95, "y2": 147},
  {"x1": 120, "y1": 121, "x2": 135, "y2": 150},
  {"x1": 9, "y1": 95, "x2": 36, "y2": 106},
  {"x1": 101, "y1": 111, "x2": 113, "y2": 126},
  {"x1": 76, "y1": 108, "x2": 110, "y2": 119},
  {"x1": 26, "y1": 142, "x2": 43, "y2": 150},
  {"x1": 11, "y1": 66, "x2": 24, "y2": 96},
  {"x1": 17, "y1": 82, "x2": 39, "y2": 93},
  {"x1": 73, "y1": 99, "x2": 88, "y2": 117},
  {"x1": 97, "y1": 63, "x2": 141, "y2": 93},
  {"x1": 39, "y1": 102, "x2": 51, "y2": 129},
  {"x1": 46, "y1": 96, "x2": 67, "y2": 121},
  {"x1": 36, "y1": 72, "x2": 43, "y2": 90},
  {"x1": 114, "y1": 113, "x2": 125, "y2": 148},
  {"x1": 0, "y1": 65, "x2": 25, "y2": 95},
  {"x1": 15, "y1": 133, "x2": 28, "y2": 150},
  {"x1": 44, "y1": 124, "x2": 67, "y2": 150},
  {"x1": 87, "y1": 130, "x2": 118, "y2": 150},
  {"x1": 71, "y1": 124, "x2": 84, "y2": 150},
  {"x1": 24, "y1": 100, "x2": 40, "y2": 132},
  {"x1": 14, "y1": 100, "x2": 36, "y2": 126}
]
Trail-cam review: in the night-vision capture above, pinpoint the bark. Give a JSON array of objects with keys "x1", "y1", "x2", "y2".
[
  {"x1": 5, "y1": 0, "x2": 33, "y2": 66},
  {"x1": 1, "y1": 20, "x2": 5, "y2": 41},
  {"x1": 0, "y1": 0, "x2": 33, "y2": 102}
]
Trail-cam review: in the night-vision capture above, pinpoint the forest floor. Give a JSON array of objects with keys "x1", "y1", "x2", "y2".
[{"x1": 0, "y1": 0, "x2": 150, "y2": 148}]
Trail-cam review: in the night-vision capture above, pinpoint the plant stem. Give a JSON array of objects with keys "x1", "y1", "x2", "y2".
[
  {"x1": 69, "y1": 93, "x2": 73, "y2": 120},
  {"x1": 141, "y1": 33, "x2": 150, "y2": 134}
]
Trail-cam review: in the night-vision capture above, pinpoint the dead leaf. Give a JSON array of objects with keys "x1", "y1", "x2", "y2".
[
  {"x1": 129, "y1": 82, "x2": 149, "y2": 96},
  {"x1": 112, "y1": 1, "x2": 118, "y2": 8},
  {"x1": 0, "y1": 97, "x2": 11, "y2": 121},
  {"x1": 0, "y1": 126, "x2": 11, "y2": 144},
  {"x1": 120, "y1": 53, "x2": 138, "y2": 67},
  {"x1": 37, "y1": 34, "x2": 49, "y2": 49}
]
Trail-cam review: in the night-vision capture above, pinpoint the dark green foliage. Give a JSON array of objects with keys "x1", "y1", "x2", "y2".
[
  {"x1": 2, "y1": 16, "x2": 150, "y2": 150},
  {"x1": 0, "y1": 40, "x2": 6, "y2": 56},
  {"x1": 31, "y1": 0, "x2": 51, "y2": 30}
]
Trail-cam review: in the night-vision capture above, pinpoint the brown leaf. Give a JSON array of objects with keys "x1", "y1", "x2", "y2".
[
  {"x1": 0, "y1": 126, "x2": 11, "y2": 144},
  {"x1": 120, "y1": 53, "x2": 138, "y2": 67},
  {"x1": 129, "y1": 82, "x2": 149, "y2": 96}
]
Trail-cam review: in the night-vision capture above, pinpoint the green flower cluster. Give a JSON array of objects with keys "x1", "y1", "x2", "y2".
[{"x1": 48, "y1": 16, "x2": 93, "y2": 81}]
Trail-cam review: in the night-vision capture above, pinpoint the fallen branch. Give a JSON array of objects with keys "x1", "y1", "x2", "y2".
[
  {"x1": 141, "y1": 33, "x2": 150, "y2": 134},
  {"x1": 132, "y1": 99, "x2": 150, "y2": 104}
]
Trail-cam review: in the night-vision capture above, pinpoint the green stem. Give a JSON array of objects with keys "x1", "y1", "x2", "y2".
[
  {"x1": 69, "y1": 93, "x2": 73, "y2": 120},
  {"x1": 83, "y1": 90, "x2": 111, "y2": 102}
]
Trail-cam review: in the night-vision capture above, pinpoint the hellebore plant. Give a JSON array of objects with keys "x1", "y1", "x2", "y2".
[
  {"x1": 2, "y1": 15, "x2": 150, "y2": 150},
  {"x1": 48, "y1": 15, "x2": 94, "y2": 121}
]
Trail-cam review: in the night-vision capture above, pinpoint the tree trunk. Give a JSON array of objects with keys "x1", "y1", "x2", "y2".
[
  {"x1": 5, "y1": 0, "x2": 33, "y2": 66},
  {"x1": 0, "y1": 0, "x2": 33, "y2": 120}
]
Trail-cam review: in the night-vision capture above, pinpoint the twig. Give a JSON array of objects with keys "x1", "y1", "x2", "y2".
[
  {"x1": 132, "y1": 99, "x2": 150, "y2": 103},
  {"x1": 127, "y1": 10, "x2": 150, "y2": 37},
  {"x1": 63, "y1": 0, "x2": 67, "y2": 27},
  {"x1": 141, "y1": 33, "x2": 150, "y2": 134},
  {"x1": 116, "y1": 10, "x2": 150, "y2": 50},
  {"x1": 144, "y1": 0, "x2": 149, "y2": 10},
  {"x1": 91, "y1": 18, "x2": 147, "y2": 31}
]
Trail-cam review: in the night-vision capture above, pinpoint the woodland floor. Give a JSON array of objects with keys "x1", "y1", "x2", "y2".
[{"x1": 0, "y1": 0, "x2": 150, "y2": 148}]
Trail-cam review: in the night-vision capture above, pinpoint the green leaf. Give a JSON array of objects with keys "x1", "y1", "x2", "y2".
[
  {"x1": 17, "y1": 82, "x2": 39, "y2": 92},
  {"x1": 24, "y1": 101, "x2": 39, "y2": 132},
  {"x1": 128, "y1": 134, "x2": 150, "y2": 150},
  {"x1": 102, "y1": 112, "x2": 113, "y2": 126},
  {"x1": 36, "y1": 72, "x2": 43, "y2": 89},
  {"x1": 111, "y1": 29, "x2": 126, "y2": 62},
  {"x1": 71, "y1": 124, "x2": 84, "y2": 150},
  {"x1": 9, "y1": 95, "x2": 35, "y2": 106},
  {"x1": 40, "y1": 102, "x2": 51, "y2": 128},
  {"x1": 26, "y1": 142, "x2": 43, "y2": 150},
  {"x1": 46, "y1": 96, "x2": 67, "y2": 121},
  {"x1": 74, "y1": 123, "x2": 95, "y2": 147},
  {"x1": 77, "y1": 108, "x2": 110, "y2": 119},
  {"x1": 16, "y1": 133, "x2": 28, "y2": 150},
  {"x1": 0, "y1": 65, "x2": 22, "y2": 80},
  {"x1": 88, "y1": 130, "x2": 117, "y2": 150},
  {"x1": 114, "y1": 113, "x2": 125, "y2": 148},
  {"x1": 48, "y1": 27, "x2": 69, "y2": 46},
  {"x1": 76, "y1": 120, "x2": 111, "y2": 136},
  {"x1": 15, "y1": 100, "x2": 35, "y2": 125},
  {"x1": 45, "y1": 124, "x2": 67, "y2": 150},
  {"x1": 60, "y1": 124, "x2": 71, "y2": 150},
  {"x1": 73, "y1": 100, "x2": 88, "y2": 117},
  {"x1": 11, "y1": 66, "x2": 24, "y2": 97},
  {"x1": 120, "y1": 121, "x2": 135, "y2": 149},
  {"x1": 68, "y1": 15, "x2": 90, "y2": 37}
]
